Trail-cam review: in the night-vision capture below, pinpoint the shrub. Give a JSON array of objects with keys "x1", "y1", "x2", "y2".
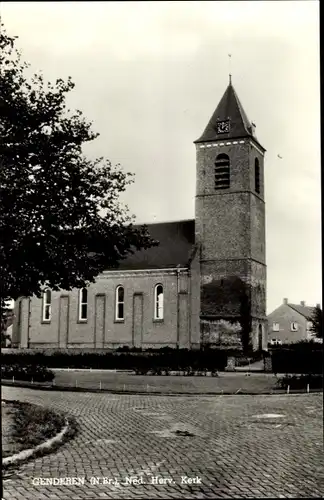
[
  {"x1": 1, "y1": 364, "x2": 55, "y2": 382},
  {"x1": 276, "y1": 374, "x2": 323, "y2": 390},
  {"x1": 235, "y1": 356, "x2": 250, "y2": 367},
  {"x1": 270, "y1": 345, "x2": 322, "y2": 374},
  {"x1": 1, "y1": 347, "x2": 229, "y2": 372}
]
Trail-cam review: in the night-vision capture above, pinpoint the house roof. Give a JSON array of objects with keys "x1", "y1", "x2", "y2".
[
  {"x1": 288, "y1": 303, "x2": 315, "y2": 320},
  {"x1": 114, "y1": 219, "x2": 195, "y2": 270},
  {"x1": 195, "y1": 80, "x2": 264, "y2": 151}
]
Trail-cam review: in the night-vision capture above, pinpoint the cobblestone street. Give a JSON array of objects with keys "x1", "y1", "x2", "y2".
[{"x1": 2, "y1": 387, "x2": 323, "y2": 499}]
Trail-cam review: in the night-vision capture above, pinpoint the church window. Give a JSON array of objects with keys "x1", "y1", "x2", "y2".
[
  {"x1": 255, "y1": 158, "x2": 260, "y2": 194},
  {"x1": 115, "y1": 286, "x2": 124, "y2": 320},
  {"x1": 79, "y1": 288, "x2": 88, "y2": 321},
  {"x1": 291, "y1": 322, "x2": 298, "y2": 332},
  {"x1": 154, "y1": 284, "x2": 164, "y2": 320},
  {"x1": 272, "y1": 322, "x2": 279, "y2": 331},
  {"x1": 42, "y1": 289, "x2": 51, "y2": 322},
  {"x1": 214, "y1": 154, "x2": 230, "y2": 190}
]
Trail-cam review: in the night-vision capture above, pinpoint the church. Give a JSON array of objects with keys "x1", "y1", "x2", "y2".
[{"x1": 12, "y1": 78, "x2": 267, "y2": 351}]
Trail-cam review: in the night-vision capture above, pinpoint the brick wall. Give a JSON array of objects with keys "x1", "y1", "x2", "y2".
[
  {"x1": 189, "y1": 245, "x2": 201, "y2": 346},
  {"x1": 13, "y1": 269, "x2": 193, "y2": 349},
  {"x1": 12, "y1": 298, "x2": 30, "y2": 348},
  {"x1": 195, "y1": 139, "x2": 266, "y2": 350}
]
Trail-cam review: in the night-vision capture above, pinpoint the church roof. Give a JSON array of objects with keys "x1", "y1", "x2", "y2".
[
  {"x1": 195, "y1": 80, "x2": 264, "y2": 149},
  {"x1": 116, "y1": 219, "x2": 195, "y2": 270}
]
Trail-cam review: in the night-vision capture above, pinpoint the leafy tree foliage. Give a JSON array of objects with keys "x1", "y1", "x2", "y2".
[
  {"x1": 201, "y1": 276, "x2": 253, "y2": 353},
  {"x1": 0, "y1": 27, "x2": 156, "y2": 315},
  {"x1": 310, "y1": 306, "x2": 323, "y2": 339},
  {"x1": 0, "y1": 301, "x2": 13, "y2": 347}
]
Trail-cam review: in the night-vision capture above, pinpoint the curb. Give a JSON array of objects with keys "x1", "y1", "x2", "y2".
[
  {"x1": 2, "y1": 415, "x2": 70, "y2": 469},
  {"x1": 1, "y1": 380, "x2": 322, "y2": 396}
]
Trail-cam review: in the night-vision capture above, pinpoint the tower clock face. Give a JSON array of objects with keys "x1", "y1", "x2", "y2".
[{"x1": 216, "y1": 120, "x2": 230, "y2": 134}]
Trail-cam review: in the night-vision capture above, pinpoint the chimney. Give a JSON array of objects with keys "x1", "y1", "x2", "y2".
[
  {"x1": 283, "y1": 298, "x2": 288, "y2": 305},
  {"x1": 316, "y1": 303, "x2": 321, "y2": 309},
  {"x1": 300, "y1": 301, "x2": 305, "y2": 307}
]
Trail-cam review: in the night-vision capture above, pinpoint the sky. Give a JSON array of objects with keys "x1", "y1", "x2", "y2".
[{"x1": 1, "y1": 1, "x2": 321, "y2": 314}]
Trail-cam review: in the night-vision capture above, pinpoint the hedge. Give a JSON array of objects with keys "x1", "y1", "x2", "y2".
[
  {"x1": 1, "y1": 364, "x2": 55, "y2": 382},
  {"x1": 269, "y1": 342, "x2": 323, "y2": 374},
  {"x1": 1, "y1": 347, "x2": 229, "y2": 371},
  {"x1": 276, "y1": 374, "x2": 323, "y2": 390}
]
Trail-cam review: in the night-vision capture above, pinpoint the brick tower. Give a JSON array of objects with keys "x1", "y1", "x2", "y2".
[{"x1": 194, "y1": 77, "x2": 267, "y2": 351}]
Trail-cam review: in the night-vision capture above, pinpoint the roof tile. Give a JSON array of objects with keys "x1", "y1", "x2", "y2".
[
  {"x1": 288, "y1": 303, "x2": 315, "y2": 320},
  {"x1": 113, "y1": 219, "x2": 195, "y2": 270},
  {"x1": 195, "y1": 82, "x2": 263, "y2": 148}
]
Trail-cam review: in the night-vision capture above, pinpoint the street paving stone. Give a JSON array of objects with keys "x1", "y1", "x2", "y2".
[{"x1": 1, "y1": 387, "x2": 324, "y2": 499}]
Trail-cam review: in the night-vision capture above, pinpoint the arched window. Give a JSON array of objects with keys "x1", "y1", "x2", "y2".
[
  {"x1": 115, "y1": 286, "x2": 124, "y2": 320},
  {"x1": 255, "y1": 158, "x2": 260, "y2": 194},
  {"x1": 79, "y1": 288, "x2": 88, "y2": 321},
  {"x1": 154, "y1": 284, "x2": 164, "y2": 320},
  {"x1": 43, "y1": 289, "x2": 51, "y2": 321},
  {"x1": 214, "y1": 154, "x2": 230, "y2": 190}
]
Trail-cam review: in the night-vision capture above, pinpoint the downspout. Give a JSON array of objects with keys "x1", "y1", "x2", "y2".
[
  {"x1": 27, "y1": 297, "x2": 31, "y2": 349},
  {"x1": 176, "y1": 268, "x2": 181, "y2": 348}
]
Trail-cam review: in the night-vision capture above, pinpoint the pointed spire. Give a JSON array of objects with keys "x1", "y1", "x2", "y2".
[{"x1": 194, "y1": 81, "x2": 262, "y2": 146}]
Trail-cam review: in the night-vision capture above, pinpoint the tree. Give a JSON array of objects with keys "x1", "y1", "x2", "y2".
[
  {"x1": 201, "y1": 319, "x2": 241, "y2": 347},
  {"x1": 200, "y1": 276, "x2": 253, "y2": 354},
  {"x1": 310, "y1": 306, "x2": 323, "y2": 339},
  {"x1": 0, "y1": 302, "x2": 13, "y2": 348},
  {"x1": 0, "y1": 26, "x2": 157, "y2": 318}
]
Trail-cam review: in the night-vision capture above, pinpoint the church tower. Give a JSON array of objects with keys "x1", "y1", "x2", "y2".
[{"x1": 194, "y1": 77, "x2": 267, "y2": 351}]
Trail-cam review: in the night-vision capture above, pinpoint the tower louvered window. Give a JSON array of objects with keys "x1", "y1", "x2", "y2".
[
  {"x1": 255, "y1": 158, "x2": 260, "y2": 194},
  {"x1": 214, "y1": 154, "x2": 230, "y2": 190}
]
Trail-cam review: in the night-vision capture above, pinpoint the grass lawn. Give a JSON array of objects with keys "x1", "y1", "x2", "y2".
[
  {"x1": 3, "y1": 371, "x2": 321, "y2": 395},
  {"x1": 39, "y1": 370, "x2": 283, "y2": 394},
  {"x1": 2, "y1": 400, "x2": 66, "y2": 459}
]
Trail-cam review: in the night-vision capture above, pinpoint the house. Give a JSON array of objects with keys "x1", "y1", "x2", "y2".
[
  {"x1": 12, "y1": 76, "x2": 267, "y2": 351},
  {"x1": 267, "y1": 298, "x2": 321, "y2": 344}
]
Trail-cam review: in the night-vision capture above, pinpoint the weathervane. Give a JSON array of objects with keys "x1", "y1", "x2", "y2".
[{"x1": 228, "y1": 54, "x2": 232, "y2": 84}]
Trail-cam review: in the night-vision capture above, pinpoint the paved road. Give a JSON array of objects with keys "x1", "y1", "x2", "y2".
[{"x1": 2, "y1": 387, "x2": 323, "y2": 499}]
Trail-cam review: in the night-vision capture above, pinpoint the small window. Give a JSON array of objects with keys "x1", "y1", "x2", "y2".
[
  {"x1": 291, "y1": 322, "x2": 298, "y2": 332},
  {"x1": 154, "y1": 284, "x2": 164, "y2": 320},
  {"x1": 255, "y1": 158, "x2": 260, "y2": 194},
  {"x1": 272, "y1": 322, "x2": 279, "y2": 332},
  {"x1": 79, "y1": 288, "x2": 88, "y2": 321},
  {"x1": 214, "y1": 154, "x2": 230, "y2": 190},
  {"x1": 307, "y1": 321, "x2": 313, "y2": 331},
  {"x1": 115, "y1": 286, "x2": 124, "y2": 320},
  {"x1": 42, "y1": 289, "x2": 51, "y2": 321}
]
